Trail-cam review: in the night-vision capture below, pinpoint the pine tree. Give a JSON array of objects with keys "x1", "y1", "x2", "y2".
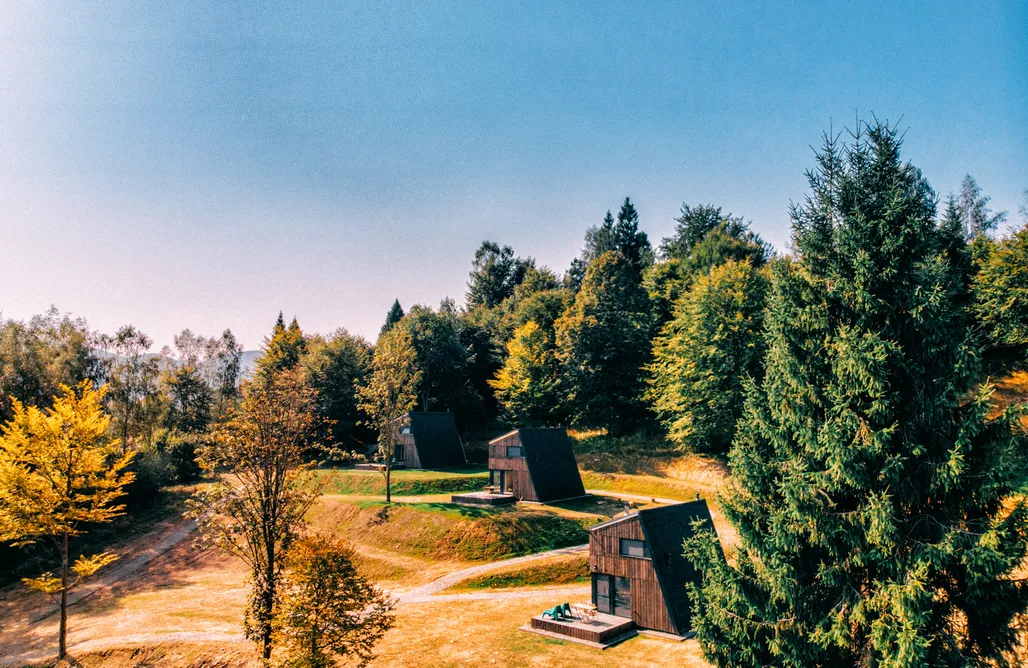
[
  {"x1": 613, "y1": 197, "x2": 654, "y2": 272},
  {"x1": 379, "y1": 299, "x2": 405, "y2": 338},
  {"x1": 255, "y1": 313, "x2": 306, "y2": 380},
  {"x1": 646, "y1": 259, "x2": 768, "y2": 455},
  {"x1": 555, "y1": 251, "x2": 653, "y2": 435},
  {"x1": 958, "y1": 174, "x2": 1007, "y2": 239},
  {"x1": 685, "y1": 122, "x2": 1028, "y2": 666}
]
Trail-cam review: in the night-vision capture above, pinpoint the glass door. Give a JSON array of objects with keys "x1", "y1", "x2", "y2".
[
  {"x1": 593, "y1": 574, "x2": 612, "y2": 614},
  {"x1": 613, "y1": 576, "x2": 632, "y2": 618}
]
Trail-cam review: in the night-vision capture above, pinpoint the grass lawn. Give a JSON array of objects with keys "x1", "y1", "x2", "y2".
[
  {"x1": 312, "y1": 466, "x2": 488, "y2": 497},
  {"x1": 309, "y1": 497, "x2": 593, "y2": 564},
  {"x1": 446, "y1": 552, "x2": 589, "y2": 591},
  {"x1": 374, "y1": 595, "x2": 711, "y2": 668}
]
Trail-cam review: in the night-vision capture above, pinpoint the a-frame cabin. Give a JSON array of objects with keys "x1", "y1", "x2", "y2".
[
  {"x1": 588, "y1": 499, "x2": 718, "y2": 636},
  {"x1": 487, "y1": 428, "x2": 586, "y2": 503},
  {"x1": 393, "y1": 411, "x2": 466, "y2": 469}
]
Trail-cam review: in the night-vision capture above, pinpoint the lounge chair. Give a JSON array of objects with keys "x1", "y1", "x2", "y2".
[
  {"x1": 541, "y1": 605, "x2": 565, "y2": 620},
  {"x1": 562, "y1": 602, "x2": 573, "y2": 618}
]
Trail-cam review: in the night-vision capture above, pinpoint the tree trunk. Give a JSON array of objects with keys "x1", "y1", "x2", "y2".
[
  {"x1": 385, "y1": 461, "x2": 392, "y2": 503},
  {"x1": 262, "y1": 551, "x2": 275, "y2": 660},
  {"x1": 59, "y1": 532, "x2": 68, "y2": 660}
]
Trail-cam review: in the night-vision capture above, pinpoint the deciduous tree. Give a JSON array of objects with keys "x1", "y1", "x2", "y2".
[
  {"x1": 274, "y1": 533, "x2": 394, "y2": 668},
  {"x1": 188, "y1": 369, "x2": 320, "y2": 661},
  {"x1": 357, "y1": 328, "x2": 421, "y2": 503},
  {"x1": 489, "y1": 321, "x2": 562, "y2": 427},
  {"x1": 301, "y1": 330, "x2": 373, "y2": 449},
  {"x1": 555, "y1": 251, "x2": 653, "y2": 435},
  {"x1": 94, "y1": 325, "x2": 162, "y2": 449},
  {"x1": 0, "y1": 382, "x2": 134, "y2": 661},
  {"x1": 646, "y1": 259, "x2": 768, "y2": 455}
]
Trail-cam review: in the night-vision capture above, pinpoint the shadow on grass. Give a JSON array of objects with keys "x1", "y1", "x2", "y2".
[{"x1": 547, "y1": 494, "x2": 636, "y2": 518}]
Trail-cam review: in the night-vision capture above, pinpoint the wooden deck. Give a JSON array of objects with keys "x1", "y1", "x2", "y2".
[
  {"x1": 451, "y1": 491, "x2": 516, "y2": 507},
  {"x1": 522, "y1": 612, "x2": 637, "y2": 648}
]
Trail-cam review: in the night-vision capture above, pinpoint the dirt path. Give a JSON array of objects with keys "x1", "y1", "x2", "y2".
[
  {"x1": 28, "y1": 521, "x2": 198, "y2": 623},
  {"x1": 395, "y1": 543, "x2": 588, "y2": 604}
]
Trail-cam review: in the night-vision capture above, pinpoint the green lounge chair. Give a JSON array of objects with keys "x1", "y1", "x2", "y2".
[
  {"x1": 541, "y1": 605, "x2": 564, "y2": 620},
  {"x1": 562, "y1": 602, "x2": 573, "y2": 618}
]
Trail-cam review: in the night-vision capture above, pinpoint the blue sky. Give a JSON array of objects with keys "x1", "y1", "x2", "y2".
[{"x1": 1, "y1": 1, "x2": 1025, "y2": 349}]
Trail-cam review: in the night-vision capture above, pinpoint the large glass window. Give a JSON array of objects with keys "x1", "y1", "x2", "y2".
[
  {"x1": 619, "y1": 538, "x2": 651, "y2": 559},
  {"x1": 506, "y1": 445, "x2": 523, "y2": 458}
]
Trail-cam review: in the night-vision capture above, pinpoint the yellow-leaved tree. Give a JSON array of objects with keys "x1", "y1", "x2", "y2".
[{"x1": 0, "y1": 381, "x2": 135, "y2": 661}]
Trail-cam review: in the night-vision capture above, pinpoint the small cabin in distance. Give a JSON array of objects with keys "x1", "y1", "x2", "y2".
[
  {"x1": 589, "y1": 500, "x2": 718, "y2": 637},
  {"x1": 487, "y1": 428, "x2": 585, "y2": 503},
  {"x1": 393, "y1": 411, "x2": 466, "y2": 469}
]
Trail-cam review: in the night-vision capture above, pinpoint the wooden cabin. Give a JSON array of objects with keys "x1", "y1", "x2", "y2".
[
  {"x1": 487, "y1": 428, "x2": 585, "y2": 503},
  {"x1": 392, "y1": 411, "x2": 466, "y2": 469},
  {"x1": 588, "y1": 500, "x2": 718, "y2": 636}
]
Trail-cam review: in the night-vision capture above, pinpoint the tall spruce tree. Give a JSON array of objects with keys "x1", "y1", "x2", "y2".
[
  {"x1": 379, "y1": 300, "x2": 404, "y2": 338},
  {"x1": 685, "y1": 122, "x2": 1028, "y2": 667}
]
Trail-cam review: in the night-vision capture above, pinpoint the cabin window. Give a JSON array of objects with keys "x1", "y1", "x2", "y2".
[
  {"x1": 619, "y1": 538, "x2": 650, "y2": 559},
  {"x1": 395, "y1": 443, "x2": 405, "y2": 461},
  {"x1": 506, "y1": 445, "x2": 523, "y2": 458}
]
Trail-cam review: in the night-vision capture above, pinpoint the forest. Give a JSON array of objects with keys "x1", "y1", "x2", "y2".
[{"x1": 2, "y1": 120, "x2": 1028, "y2": 666}]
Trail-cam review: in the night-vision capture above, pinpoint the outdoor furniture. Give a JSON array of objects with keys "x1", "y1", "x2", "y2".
[
  {"x1": 561, "y1": 602, "x2": 573, "y2": 618},
  {"x1": 541, "y1": 605, "x2": 567, "y2": 620},
  {"x1": 572, "y1": 602, "x2": 598, "y2": 621}
]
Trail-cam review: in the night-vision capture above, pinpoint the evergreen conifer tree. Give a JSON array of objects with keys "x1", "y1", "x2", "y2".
[
  {"x1": 685, "y1": 122, "x2": 1028, "y2": 667},
  {"x1": 379, "y1": 299, "x2": 405, "y2": 337},
  {"x1": 255, "y1": 313, "x2": 306, "y2": 379}
]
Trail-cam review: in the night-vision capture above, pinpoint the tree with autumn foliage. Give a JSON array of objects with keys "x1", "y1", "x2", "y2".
[
  {"x1": 274, "y1": 533, "x2": 394, "y2": 668},
  {"x1": 0, "y1": 382, "x2": 134, "y2": 661},
  {"x1": 489, "y1": 320, "x2": 563, "y2": 427},
  {"x1": 188, "y1": 369, "x2": 321, "y2": 661},
  {"x1": 357, "y1": 328, "x2": 421, "y2": 503}
]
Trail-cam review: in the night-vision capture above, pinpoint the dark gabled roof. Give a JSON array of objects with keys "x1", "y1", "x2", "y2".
[
  {"x1": 518, "y1": 428, "x2": 586, "y2": 502},
  {"x1": 406, "y1": 412, "x2": 465, "y2": 468},
  {"x1": 636, "y1": 500, "x2": 720, "y2": 636}
]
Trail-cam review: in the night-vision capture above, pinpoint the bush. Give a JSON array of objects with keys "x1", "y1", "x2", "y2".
[
  {"x1": 166, "y1": 433, "x2": 203, "y2": 483},
  {"x1": 123, "y1": 448, "x2": 172, "y2": 507}
]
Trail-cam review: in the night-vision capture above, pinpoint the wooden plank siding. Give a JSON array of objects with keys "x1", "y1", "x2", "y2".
[
  {"x1": 395, "y1": 431, "x2": 421, "y2": 469},
  {"x1": 487, "y1": 432, "x2": 538, "y2": 502},
  {"x1": 589, "y1": 516, "x2": 676, "y2": 634}
]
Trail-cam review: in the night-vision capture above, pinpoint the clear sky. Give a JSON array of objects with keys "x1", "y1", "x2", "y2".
[{"x1": 2, "y1": 1, "x2": 1025, "y2": 350}]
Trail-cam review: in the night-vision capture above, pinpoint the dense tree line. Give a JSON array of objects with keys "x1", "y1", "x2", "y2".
[{"x1": 0, "y1": 117, "x2": 1026, "y2": 664}]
